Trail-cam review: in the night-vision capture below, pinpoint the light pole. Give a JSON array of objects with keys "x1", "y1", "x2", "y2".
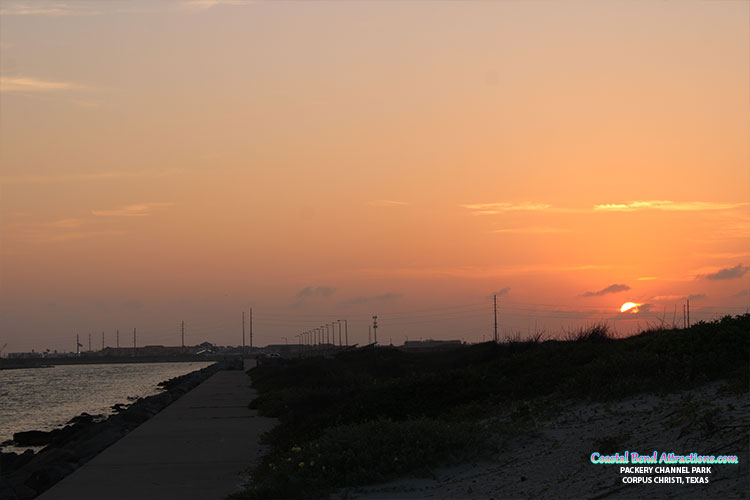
[
  {"x1": 344, "y1": 319, "x2": 348, "y2": 346},
  {"x1": 337, "y1": 320, "x2": 342, "y2": 346}
]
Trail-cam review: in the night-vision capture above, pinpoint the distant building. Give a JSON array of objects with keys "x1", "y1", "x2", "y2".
[
  {"x1": 401, "y1": 339, "x2": 463, "y2": 352},
  {"x1": 7, "y1": 351, "x2": 43, "y2": 359}
]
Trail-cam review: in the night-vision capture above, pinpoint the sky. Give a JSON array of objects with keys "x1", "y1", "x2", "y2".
[{"x1": 1, "y1": 0, "x2": 748, "y2": 352}]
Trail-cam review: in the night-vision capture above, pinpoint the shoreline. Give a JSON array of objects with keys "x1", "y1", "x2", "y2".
[{"x1": 0, "y1": 359, "x2": 242, "y2": 499}]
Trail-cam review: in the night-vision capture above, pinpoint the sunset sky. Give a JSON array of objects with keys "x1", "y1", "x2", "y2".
[{"x1": 1, "y1": 0, "x2": 748, "y2": 352}]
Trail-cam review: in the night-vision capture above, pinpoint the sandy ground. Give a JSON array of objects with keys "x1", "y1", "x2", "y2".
[{"x1": 335, "y1": 381, "x2": 749, "y2": 499}]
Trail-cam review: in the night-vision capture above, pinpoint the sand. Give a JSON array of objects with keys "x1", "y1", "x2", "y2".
[{"x1": 335, "y1": 381, "x2": 748, "y2": 499}]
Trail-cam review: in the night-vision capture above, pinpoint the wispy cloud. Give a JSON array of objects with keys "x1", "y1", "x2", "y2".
[
  {"x1": 699, "y1": 264, "x2": 750, "y2": 281},
  {"x1": 697, "y1": 251, "x2": 750, "y2": 260},
  {"x1": 181, "y1": 0, "x2": 251, "y2": 10},
  {"x1": 651, "y1": 294, "x2": 706, "y2": 302},
  {"x1": 461, "y1": 202, "x2": 552, "y2": 215},
  {"x1": 0, "y1": 169, "x2": 183, "y2": 185},
  {"x1": 580, "y1": 284, "x2": 630, "y2": 297},
  {"x1": 340, "y1": 293, "x2": 402, "y2": 308},
  {"x1": 50, "y1": 218, "x2": 83, "y2": 228},
  {"x1": 92, "y1": 202, "x2": 175, "y2": 217},
  {"x1": 20, "y1": 229, "x2": 125, "y2": 243},
  {"x1": 489, "y1": 287, "x2": 511, "y2": 298},
  {"x1": 368, "y1": 200, "x2": 409, "y2": 207},
  {"x1": 50, "y1": 231, "x2": 125, "y2": 241},
  {"x1": 356, "y1": 263, "x2": 612, "y2": 279},
  {"x1": 594, "y1": 200, "x2": 748, "y2": 212},
  {"x1": 296, "y1": 286, "x2": 336, "y2": 299},
  {"x1": 490, "y1": 226, "x2": 569, "y2": 235},
  {"x1": 0, "y1": 76, "x2": 86, "y2": 93},
  {"x1": 0, "y1": 2, "x2": 81, "y2": 16}
]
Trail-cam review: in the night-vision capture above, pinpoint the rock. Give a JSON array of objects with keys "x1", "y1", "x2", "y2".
[
  {"x1": 66, "y1": 413, "x2": 100, "y2": 425},
  {"x1": 11, "y1": 431, "x2": 51, "y2": 447}
]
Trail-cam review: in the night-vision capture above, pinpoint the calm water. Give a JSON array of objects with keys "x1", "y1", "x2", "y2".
[{"x1": 0, "y1": 362, "x2": 214, "y2": 447}]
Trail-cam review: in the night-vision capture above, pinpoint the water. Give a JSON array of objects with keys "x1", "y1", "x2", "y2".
[{"x1": 0, "y1": 362, "x2": 214, "y2": 448}]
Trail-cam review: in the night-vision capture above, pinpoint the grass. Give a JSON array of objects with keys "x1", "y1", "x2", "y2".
[{"x1": 231, "y1": 314, "x2": 749, "y2": 499}]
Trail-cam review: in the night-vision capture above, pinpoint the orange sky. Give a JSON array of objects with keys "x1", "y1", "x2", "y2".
[{"x1": 1, "y1": 0, "x2": 748, "y2": 351}]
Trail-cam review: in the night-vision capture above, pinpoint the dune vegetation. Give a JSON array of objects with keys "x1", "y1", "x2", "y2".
[{"x1": 231, "y1": 314, "x2": 749, "y2": 499}]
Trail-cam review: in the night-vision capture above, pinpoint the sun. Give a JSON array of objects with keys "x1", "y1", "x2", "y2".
[{"x1": 620, "y1": 302, "x2": 640, "y2": 313}]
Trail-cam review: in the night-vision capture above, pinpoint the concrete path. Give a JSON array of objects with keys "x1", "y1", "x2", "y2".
[{"x1": 38, "y1": 368, "x2": 276, "y2": 500}]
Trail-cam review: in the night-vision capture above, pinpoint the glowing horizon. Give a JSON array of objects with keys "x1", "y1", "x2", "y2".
[{"x1": 1, "y1": 1, "x2": 748, "y2": 352}]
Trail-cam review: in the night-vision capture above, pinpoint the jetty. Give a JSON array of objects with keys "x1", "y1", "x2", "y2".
[{"x1": 37, "y1": 363, "x2": 275, "y2": 500}]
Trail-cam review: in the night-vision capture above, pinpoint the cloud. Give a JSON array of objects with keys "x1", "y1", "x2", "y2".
[
  {"x1": 0, "y1": 168, "x2": 183, "y2": 185},
  {"x1": 356, "y1": 263, "x2": 612, "y2": 279},
  {"x1": 580, "y1": 284, "x2": 630, "y2": 297},
  {"x1": 0, "y1": 3, "x2": 79, "y2": 16},
  {"x1": 92, "y1": 202, "x2": 175, "y2": 217},
  {"x1": 461, "y1": 202, "x2": 552, "y2": 215},
  {"x1": 490, "y1": 227, "x2": 569, "y2": 234},
  {"x1": 651, "y1": 293, "x2": 706, "y2": 302},
  {"x1": 181, "y1": 0, "x2": 251, "y2": 9},
  {"x1": 340, "y1": 293, "x2": 402, "y2": 308},
  {"x1": 594, "y1": 200, "x2": 748, "y2": 212},
  {"x1": 489, "y1": 287, "x2": 511, "y2": 298},
  {"x1": 0, "y1": 76, "x2": 86, "y2": 93},
  {"x1": 48, "y1": 231, "x2": 125, "y2": 242},
  {"x1": 368, "y1": 200, "x2": 409, "y2": 207},
  {"x1": 50, "y1": 218, "x2": 83, "y2": 228},
  {"x1": 296, "y1": 286, "x2": 336, "y2": 299},
  {"x1": 612, "y1": 302, "x2": 654, "y2": 318},
  {"x1": 700, "y1": 264, "x2": 750, "y2": 281},
  {"x1": 734, "y1": 289, "x2": 750, "y2": 298}
]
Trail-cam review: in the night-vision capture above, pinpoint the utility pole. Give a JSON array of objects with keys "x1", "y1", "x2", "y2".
[
  {"x1": 181, "y1": 320, "x2": 185, "y2": 348},
  {"x1": 344, "y1": 320, "x2": 348, "y2": 346},
  {"x1": 76, "y1": 334, "x2": 81, "y2": 355},
  {"x1": 337, "y1": 320, "x2": 342, "y2": 346},
  {"x1": 682, "y1": 304, "x2": 687, "y2": 330},
  {"x1": 242, "y1": 312, "x2": 245, "y2": 353},
  {"x1": 493, "y1": 294, "x2": 498, "y2": 343},
  {"x1": 372, "y1": 316, "x2": 378, "y2": 344},
  {"x1": 687, "y1": 299, "x2": 690, "y2": 328},
  {"x1": 249, "y1": 308, "x2": 253, "y2": 354}
]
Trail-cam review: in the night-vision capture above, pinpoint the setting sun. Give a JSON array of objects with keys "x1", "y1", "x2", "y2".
[{"x1": 620, "y1": 302, "x2": 640, "y2": 313}]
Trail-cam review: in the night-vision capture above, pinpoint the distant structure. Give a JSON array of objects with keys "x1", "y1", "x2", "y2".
[{"x1": 401, "y1": 339, "x2": 463, "y2": 352}]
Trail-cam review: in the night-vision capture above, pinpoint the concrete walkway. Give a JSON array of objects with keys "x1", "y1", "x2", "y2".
[{"x1": 38, "y1": 368, "x2": 276, "y2": 500}]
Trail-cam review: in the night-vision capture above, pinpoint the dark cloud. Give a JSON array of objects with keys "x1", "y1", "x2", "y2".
[
  {"x1": 489, "y1": 287, "x2": 511, "y2": 298},
  {"x1": 611, "y1": 302, "x2": 654, "y2": 319},
  {"x1": 702, "y1": 264, "x2": 749, "y2": 280},
  {"x1": 580, "y1": 284, "x2": 630, "y2": 297},
  {"x1": 340, "y1": 293, "x2": 402, "y2": 308},
  {"x1": 296, "y1": 286, "x2": 336, "y2": 299}
]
